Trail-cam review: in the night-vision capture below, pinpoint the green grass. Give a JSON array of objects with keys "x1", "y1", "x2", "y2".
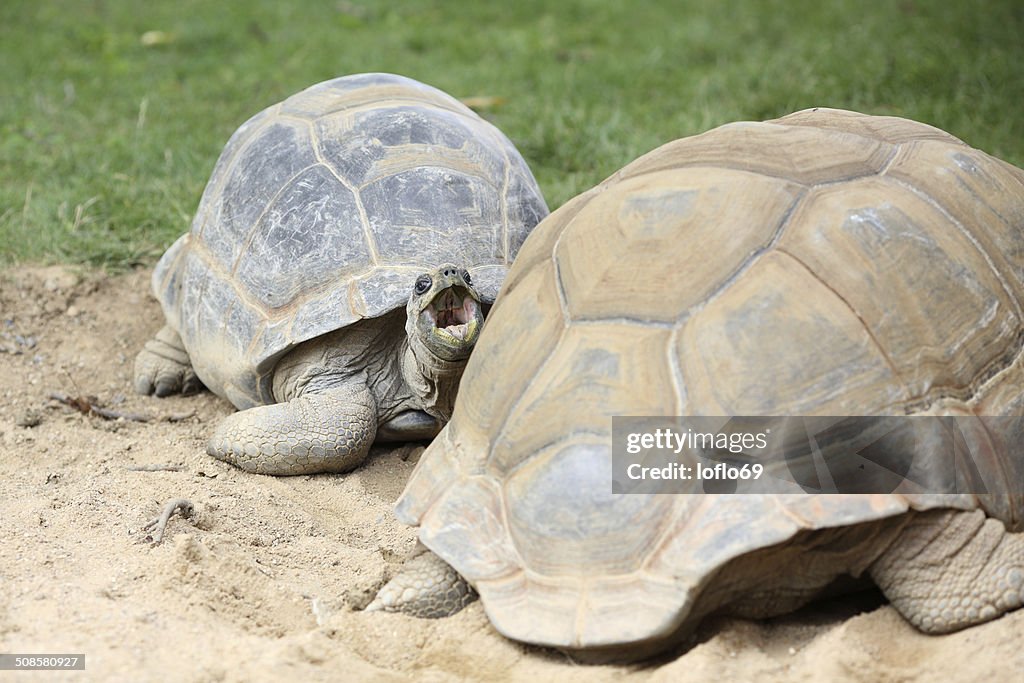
[{"x1": 2, "y1": 0, "x2": 1022, "y2": 269}]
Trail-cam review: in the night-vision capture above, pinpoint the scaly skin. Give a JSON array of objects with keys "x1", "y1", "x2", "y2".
[
  {"x1": 133, "y1": 325, "x2": 202, "y2": 397},
  {"x1": 870, "y1": 509, "x2": 1024, "y2": 632},
  {"x1": 206, "y1": 384, "x2": 377, "y2": 475},
  {"x1": 367, "y1": 545, "x2": 476, "y2": 618}
]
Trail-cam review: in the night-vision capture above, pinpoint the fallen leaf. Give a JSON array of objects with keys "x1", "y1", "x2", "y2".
[
  {"x1": 460, "y1": 95, "x2": 507, "y2": 112},
  {"x1": 140, "y1": 31, "x2": 176, "y2": 47}
]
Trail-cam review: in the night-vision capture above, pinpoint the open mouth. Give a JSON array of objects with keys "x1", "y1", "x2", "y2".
[{"x1": 427, "y1": 288, "x2": 478, "y2": 341}]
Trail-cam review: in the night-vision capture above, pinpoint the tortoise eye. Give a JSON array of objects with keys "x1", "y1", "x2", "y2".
[
  {"x1": 414, "y1": 274, "x2": 432, "y2": 295},
  {"x1": 461, "y1": 269, "x2": 472, "y2": 285}
]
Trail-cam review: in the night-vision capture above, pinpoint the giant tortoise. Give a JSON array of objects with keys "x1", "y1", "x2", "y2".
[
  {"x1": 369, "y1": 108, "x2": 1024, "y2": 659},
  {"x1": 134, "y1": 73, "x2": 548, "y2": 474}
]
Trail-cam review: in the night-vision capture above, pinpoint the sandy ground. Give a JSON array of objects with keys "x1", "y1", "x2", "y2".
[{"x1": 1, "y1": 264, "x2": 1022, "y2": 683}]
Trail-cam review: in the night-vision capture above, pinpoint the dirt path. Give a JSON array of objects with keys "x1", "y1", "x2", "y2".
[{"x1": 1, "y1": 265, "x2": 1020, "y2": 682}]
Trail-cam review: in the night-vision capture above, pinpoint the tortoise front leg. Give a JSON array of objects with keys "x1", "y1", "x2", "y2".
[
  {"x1": 206, "y1": 384, "x2": 377, "y2": 475},
  {"x1": 134, "y1": 325, "x2": 203, "y2": 397}
]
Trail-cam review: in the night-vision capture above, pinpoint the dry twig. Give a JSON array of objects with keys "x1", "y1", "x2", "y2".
[
  {"x1": 48, "y1": 391, "x2": 195, "y2": 423},
  {"x1": 126, "y1": 464, "x2": 184, "y2": 472},
  {"x1": 140, "y1": 498, "x2": 195, "y2": 545},
  {"x1": 49, "y1": 391, "x2": 150, "y2": 421}
]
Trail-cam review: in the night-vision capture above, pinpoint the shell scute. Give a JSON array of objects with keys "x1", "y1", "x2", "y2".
[
  {"x1": 235, "y1": 164, "x2": 367, "y2": 310},
  {"x1": 501, "y1": 441, "x2": 675, "y2": 577},
  {"x1": 360, "y1": 166, "x2": 504, "y2": 265},
  {"x1": 777, "y1": 177, "x2": 1020, "y2": 405},
  {"x1": 555, "y1": 168, "x2": 802, "y2": 322},
  {"x1": 202, "y1": 120, "x2": 317, "y2": 271},
  {"x1": 617, "y1": 118, "x2": 895, "y2": 186}
]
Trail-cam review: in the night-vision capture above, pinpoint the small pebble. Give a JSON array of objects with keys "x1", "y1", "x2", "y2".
[{"x1": 16, "y1": 409, "x2": 42, "y2": 428}]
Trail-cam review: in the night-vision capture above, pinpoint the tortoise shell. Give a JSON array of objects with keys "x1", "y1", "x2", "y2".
[
  {"x1": 152, "y1": 73, "x2": 548, "y2": 409},
  {"x1": 395, "y1": 108, "x2": 1024, "y2": 650}
]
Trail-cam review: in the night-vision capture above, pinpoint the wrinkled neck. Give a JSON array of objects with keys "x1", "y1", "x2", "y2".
[{"x1": 401, "y1": 333, "x2": 468, "y2": 421}]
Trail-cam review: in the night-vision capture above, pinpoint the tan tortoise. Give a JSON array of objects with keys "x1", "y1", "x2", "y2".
[{"x1": 368, "y1": 108, "x2": 1024, "y2": 659}]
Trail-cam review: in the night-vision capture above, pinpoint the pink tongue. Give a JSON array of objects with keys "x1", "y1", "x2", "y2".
[{"x1": 447, "y1": 324, "x2": 466, "y2": 340}]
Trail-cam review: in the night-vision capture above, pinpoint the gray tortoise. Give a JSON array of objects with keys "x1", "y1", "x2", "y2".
[
  {"x1": 134, "y1": 73, "x2": 548, "y2": 475},
  {"x1": 370, "y1": 108, "x2": 1024, "y2": 659}
]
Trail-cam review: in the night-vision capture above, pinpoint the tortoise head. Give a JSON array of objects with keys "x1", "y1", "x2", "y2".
[{"x1": 406, "y1": 264, "x2": 485, "y2": 362}]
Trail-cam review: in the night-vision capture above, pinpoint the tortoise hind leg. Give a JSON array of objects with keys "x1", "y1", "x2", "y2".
[
  {"x1": 869, "y1": 509, "x2": 1024, "y2": 633},
  {"x1": 134, "y1": 325, "x2": 203, "y2": 397},
  {"x1": 206, "y1": 384, "x2": 378, "y2": 475},
  {"x1": 366, "y1": 544, "x2": 476, "y2": 618}
]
